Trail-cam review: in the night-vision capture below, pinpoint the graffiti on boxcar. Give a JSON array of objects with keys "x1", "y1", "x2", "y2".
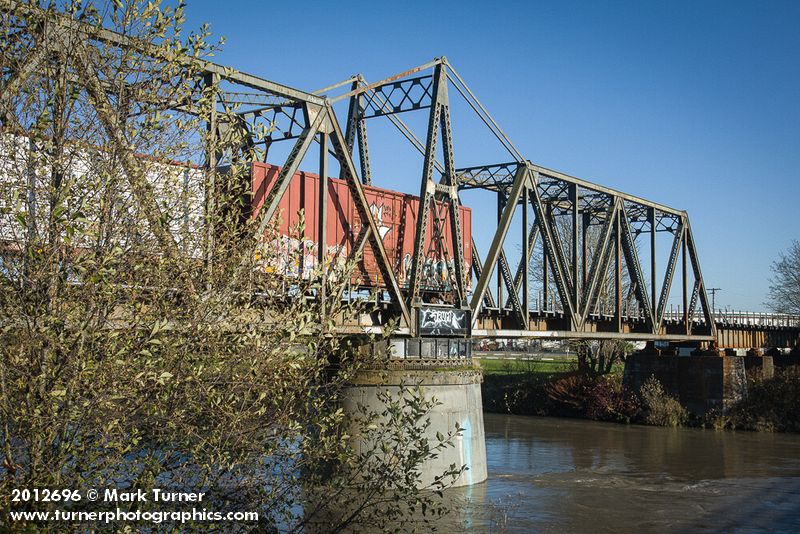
[
  {"x1": 369, "y1": 202, "x2": 392, "y2": 240},
  {"x1": 256, "y1": 235, "x2": 346, "y2": 280},
  {"x1": 256, "y1": 199, "x2": 470, "y2": 291}
]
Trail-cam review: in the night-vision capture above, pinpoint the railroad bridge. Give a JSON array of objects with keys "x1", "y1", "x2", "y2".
[
  {"x1": 228, "y1": 59, "x2": 800, "y2": 355},
  {"x1": 2, "y1": 3, "x2": 798, "y2": 352},
  {"x1": 2, "y1": 2, "x2": 799, "y2": 488}
]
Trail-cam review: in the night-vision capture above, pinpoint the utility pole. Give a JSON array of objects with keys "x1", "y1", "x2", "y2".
[{"x1": 708, "y1": 287, "x2": 722, "y2": 313}]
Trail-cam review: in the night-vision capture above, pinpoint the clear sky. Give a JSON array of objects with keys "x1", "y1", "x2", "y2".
[{"x1": 185, "y1": 0, "x2": 799, "y2": 312}]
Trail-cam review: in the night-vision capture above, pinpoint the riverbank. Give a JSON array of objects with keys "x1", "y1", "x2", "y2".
[{"x1": 480, "y1": 358, "x2": 800, "y2": 432}]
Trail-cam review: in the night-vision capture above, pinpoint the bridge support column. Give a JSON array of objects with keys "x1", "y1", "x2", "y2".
[
  {"x1": 342, "y1": 365, "x2": 487, "y2": 488},
  {"x1": 624, "y1": 352, "x2": 747, "y2": 415}
]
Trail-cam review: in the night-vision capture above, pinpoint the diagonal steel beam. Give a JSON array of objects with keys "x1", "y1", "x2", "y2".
[
  {"x1": 327, "y1": 103, "x2": 411, "y2": 328},
  {"x1": 0, "y1": 27, "x2": 48, "y2": 124},
  {"x1": 471, "y1": 237, "x2": 496, "y2": 308},
  {"x1": 619, "y1": 205, "x2": 655, "y2": 332},
  {"x1": 688, "y1": 279, "x2": 701, "y2": 330},
  {"x1": 470, "y1": 165, "x2": 529, "y2": 320},
  {"x1": 444, "y1": 60, "x2": 525, "y2": 162},
  {"x1": 2, "y1": 0, "x2": 323, "y2": 105},
  {"x1": 506, "y1": 222, "x2": 539, "y2": 305},
  {"x1": 253, "y1": 106, "x2": 326, "y2": 237},
  {"x1": 331, "y1": 225, "x2": 372, "y2": 304},
  {"x1": 684, "y1": 220, "x2": 716, "y2": 336},
  {"x1": 655, "y1": 224, "x2": 685, "y2": 331},
  {"x1": 498, "y1": 248, "x2": 526, "y2": 328},
  {"x1": 579, "y1": 199, "x2": 619, "y2": 326},
  {"x1": 74, "y1": 40, "x2": 186, "y2": 269},
  {"x1": 521, "y1": 187, "x2": 531, "y2": 316},
  {"x1": 531, "y1": 179, "x2": 577, "y2": 326}
]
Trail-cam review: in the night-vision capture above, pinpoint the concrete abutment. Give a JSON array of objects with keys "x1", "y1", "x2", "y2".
[
  {"x1": 342, "y1": 367, "x2": 488, "y2": 488},
  {"x1": 624, "y1": 352, "x2": 748, "y2": 415}
]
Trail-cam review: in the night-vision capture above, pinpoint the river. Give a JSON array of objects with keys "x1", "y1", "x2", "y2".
[{"x1": 444, "y1": 414, "x2": 800, "y2": 533}]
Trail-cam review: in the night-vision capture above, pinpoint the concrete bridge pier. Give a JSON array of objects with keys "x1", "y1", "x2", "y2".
[{"x1": 342, "y1": 339, "x2": 487, "y2": 488}]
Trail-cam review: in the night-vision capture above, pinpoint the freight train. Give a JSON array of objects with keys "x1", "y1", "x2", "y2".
[
  {"x1": 250, "y1": 162, "x2": 472, "y2": 293},
  {"x1": 0, "y1": 129, "x2": 472, "y2": 296}
]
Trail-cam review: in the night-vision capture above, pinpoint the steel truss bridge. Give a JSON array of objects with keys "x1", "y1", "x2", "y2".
[{"x1": 2, "y1": 1, "x2": 799, "y2": 351}]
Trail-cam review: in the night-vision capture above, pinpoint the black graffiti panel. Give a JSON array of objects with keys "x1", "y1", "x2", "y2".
[{"x1": 418, "y1": 307, "x2": 469, "y2": 336}]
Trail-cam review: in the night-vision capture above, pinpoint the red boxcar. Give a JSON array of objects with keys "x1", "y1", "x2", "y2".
[{"x1": 251, "y1": 162, "x2": 472, "y2": 291}]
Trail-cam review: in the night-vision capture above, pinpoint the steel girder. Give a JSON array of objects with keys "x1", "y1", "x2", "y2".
[
  {"x1": 465, "y1": 160, "x2": 715, "y2": 340},
  {"x1": 1, "y1": 1, "x2": 324, "y2": 107},
  {"x1": 405, "y1": 62, "x2": 467, "y2": 309},
  {"x1": 343, "y1": 77, "x2": 372, "y2": 184},
  {"x1": 0, "y1": 1, "x2": 414, "y2": 328},
  {"x1": 3, "y1": 0, "x2": 720, "y2": 341},
  {"x1": 328, "y1": 59, "x2": 470, "y2": 329},
  {"x1": 315, "y1": 58, "x2": 717, "y2": 341}
]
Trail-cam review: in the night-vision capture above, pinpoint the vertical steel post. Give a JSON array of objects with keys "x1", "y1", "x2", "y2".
[
  {"x1": 682, "y1": 226, "x2": 689, "y2": 334},
  {"x1": 542, "y1": 203, "x2": 550, "y2": 311},
  {"x1": 570, "y1": 184, "x2": 579, "y2": 313},
  {"x1": 437, "y1": 64, "x2": 467, "y2": 306},
  {"x1": 356, "y1": 100, "x2": 371, "y2": 185},
  {"x1": 582, "y1": 211, "x2": 589, "y2": 290},
  {"x1": 318, "y1": 132, "x2": 329, "y2": 315},
  {"x1": 203, "y1": 72, "x2": 219, "y2": 280},
  {"x1": 343, "y1": 79, "x2": 371, "y2": 184},
  {"x1": 344, "y1": 80, "x2": 359, "y2": 152},
  {"x1": 648, "y1": 207, "x2": 657, "y2": 318},
  {"x1": 615, "y1": 207, "x2": 622, "y2": 333},
  {"x1": 497, "y1": 191, "x2": 504, "y2": 308},
  {"x1": 408, "y1": 63, "x2": 446, "y2": 307},
  {"x1": 522, "y1": 186, "x2": 530, "y2": 321},
  {"x1": 26, "y1": 137, "x2": 37, "y2": 242}
]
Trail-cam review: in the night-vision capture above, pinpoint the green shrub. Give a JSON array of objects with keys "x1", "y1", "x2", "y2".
[
  {"x1": 718, "y1": 372, "x2": 800, "y2": 432},
  {"x1": 482, "y1": 373, "x2": 552, "y2": 415},
  {"x1": 583, "y1": 373, "x2": 641, "y2": 423},
  {"x1": 639, "y1": 377, "x2": 687, "y2": 427}
]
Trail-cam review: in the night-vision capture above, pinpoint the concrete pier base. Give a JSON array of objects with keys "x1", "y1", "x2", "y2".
[
  {"x1": 342, "y1": 368, "x2": 487, "y2": 488},
  {"x1": 624, "y1": 353, "x2": 747, "y2": 415}
]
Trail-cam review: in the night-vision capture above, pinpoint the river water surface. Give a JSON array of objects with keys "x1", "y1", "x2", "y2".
[{"x1": 444, "y1": 414, "x2": 800, "y2": 533}]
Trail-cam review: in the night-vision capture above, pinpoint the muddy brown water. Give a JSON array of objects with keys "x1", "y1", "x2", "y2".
[{"x1": 442, "y1": 413, "x2": 800, "y2": 533}]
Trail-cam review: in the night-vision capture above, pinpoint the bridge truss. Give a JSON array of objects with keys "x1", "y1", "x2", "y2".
[
  {"x1": 306, "y1": 59, "x2": 718, "y2": 343},
  {"x1": 4, "y1": 2, "x2": 798, "y2": 348}
]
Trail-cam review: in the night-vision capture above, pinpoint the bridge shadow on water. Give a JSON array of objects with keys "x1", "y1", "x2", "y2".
[{"x1": 440, "y1": 413, "x2": 800, "y2": 533}]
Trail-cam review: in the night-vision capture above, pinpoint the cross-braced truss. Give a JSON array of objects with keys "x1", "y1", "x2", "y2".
[
  {"x1": 0, "y1": 2, "x2": 728, "y2": 342},
  {"x1": 309, "y1": 58, "x2": 718, "y2": 342}
]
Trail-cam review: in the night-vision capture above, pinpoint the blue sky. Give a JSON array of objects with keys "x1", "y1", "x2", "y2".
[{"x1": 186, "y1": 0, "x2": 799, "y2": 312}]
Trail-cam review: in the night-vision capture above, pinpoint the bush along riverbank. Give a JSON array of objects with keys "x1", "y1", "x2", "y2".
[{"x1": 481, "y1": 362, "x2": 800, "y2": 432}]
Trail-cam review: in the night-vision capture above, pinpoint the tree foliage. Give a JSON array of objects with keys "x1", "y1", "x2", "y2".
[
  {"x1": 525, "y1": 209, "x2": 637, "y2": 316},
  {"x1": 765, "y1": 240, "x2": 800, "y2": 315},
  {"x1": 571, "y1": 339, "x2": 633, "y2": 375},
  {"x1": 0, "y1": 1, "x2": 461, "y2": 531}
]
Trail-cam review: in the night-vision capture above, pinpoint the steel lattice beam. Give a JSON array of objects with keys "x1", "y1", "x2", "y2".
[{"x1": 1, "y1": 2, "x2": 725, "y2": 342}]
